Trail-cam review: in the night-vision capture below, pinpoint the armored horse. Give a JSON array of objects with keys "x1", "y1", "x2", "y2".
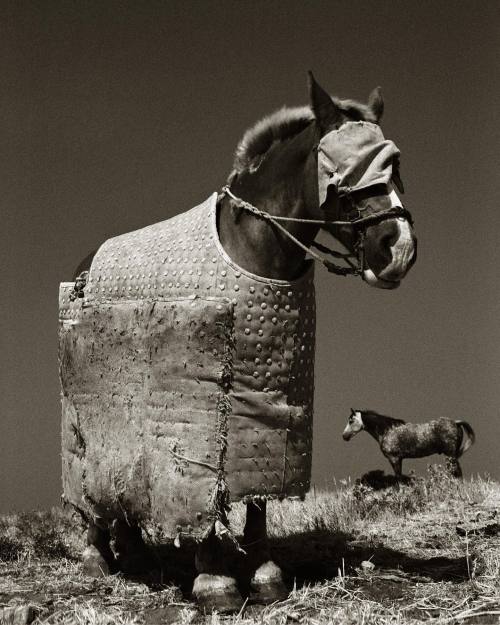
[{"x1": 59, "y1": 73, "x2": 417, "y2": 612}]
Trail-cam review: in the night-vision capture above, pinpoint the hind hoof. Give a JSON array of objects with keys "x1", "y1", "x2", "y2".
[
  {"x1": 82, "y1": 545, "x2": 112, "y2": 577},
  {"x1": 250, "y1": 560, "x2": 288, "y2": 603},
  {"x1": 192, "y1": 573, "x2": 243, "y2": 613}
]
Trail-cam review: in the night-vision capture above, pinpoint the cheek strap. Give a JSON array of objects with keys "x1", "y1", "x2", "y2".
[{"x1": 221, "y1": 185, "x2": 376, "y2": 276}]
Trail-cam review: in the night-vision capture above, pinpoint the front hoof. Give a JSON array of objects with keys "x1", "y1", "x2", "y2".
[
  {"x1": 192, "y1": 573, "x2": 243, "y2": 614},
  {"x1": 82, "y1": 545, "x2": 112, "y2": 577},
  {"x1": 250, "y1": 560, "x2": 288, "y2": 604}
]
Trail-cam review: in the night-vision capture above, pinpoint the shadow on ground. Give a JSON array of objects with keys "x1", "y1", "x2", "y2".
[{"x1": 144, "y1": 525, "x2": 469, "y2": 601}]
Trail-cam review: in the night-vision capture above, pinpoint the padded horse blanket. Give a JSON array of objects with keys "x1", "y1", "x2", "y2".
[{"x1": 59, "y1": 193, "x2": 315, "y2": 538}]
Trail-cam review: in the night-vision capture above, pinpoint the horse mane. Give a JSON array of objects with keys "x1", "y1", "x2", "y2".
[
  {"x1": 232, "y1": 97, "x2": 376, "y2": 175},
  {"x1": 361, "y1": 410, "x2": 406, "y2": 433}
]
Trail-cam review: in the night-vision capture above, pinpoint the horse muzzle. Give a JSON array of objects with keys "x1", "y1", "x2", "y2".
[
  {"x1": 342, "y1": 429, "x2": 353, "y2": 441},
  {"x1": 363, "y1": 217, "x2": 417, "y2": 289}
]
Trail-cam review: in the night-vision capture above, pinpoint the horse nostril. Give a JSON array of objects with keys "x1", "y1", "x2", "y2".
[{"x1": 380, "y1": 233, "x2": 395, "y2": 250}]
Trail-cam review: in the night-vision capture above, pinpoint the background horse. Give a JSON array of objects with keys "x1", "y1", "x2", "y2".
[
  {"x1": 343, "y1": 409, "x2": 475, "y2": 478},
  {"x1": 65, "y1": 73, "x2": 417, "y2": 612}
]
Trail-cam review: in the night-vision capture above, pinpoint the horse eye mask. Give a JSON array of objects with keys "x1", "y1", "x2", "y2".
[{"x1": 317, "y1": 121, "x2": 401, "y2": 208}]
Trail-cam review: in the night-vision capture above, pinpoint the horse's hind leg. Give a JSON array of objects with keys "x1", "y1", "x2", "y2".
[
  {"x1": 193, "y1": 523, "x2": 243, "y2": 613},
  {"x1": 244, "y1": 500, "x2": 288, "y2": 603},
  {"x1": 82, "y1": 522, "x2": 116, "y2": 577},
  {"x1": 110, "y1": 519, "x2": 154, "y2": 575},
  {"x1": 446, "y1": 456, "x2": 463, "y2": 478}
]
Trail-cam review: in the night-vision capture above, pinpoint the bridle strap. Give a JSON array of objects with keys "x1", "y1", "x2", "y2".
[
  {"x1": 220, "y1": 185, "x2": 412, "y2": 277},
  {"x1": 221, "y1": 186, "x2": 360, "y2": 275}
]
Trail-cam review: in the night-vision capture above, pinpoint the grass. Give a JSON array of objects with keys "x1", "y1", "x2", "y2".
[{"x1": 1, "y1": 466, "x2": 500, "y2": 624}]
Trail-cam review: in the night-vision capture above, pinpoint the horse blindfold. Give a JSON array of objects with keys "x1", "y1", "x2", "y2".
[{"x1": 318, "y1": 121, "x2": 402, "y2": 208}]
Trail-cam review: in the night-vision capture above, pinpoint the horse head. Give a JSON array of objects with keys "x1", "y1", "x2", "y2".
[
  {"x1": 342, "y1": 409, "x2": 365, "y2": 440},
  {"x1": 308, "y1": 73, "x2": 417, "y2": 289}
]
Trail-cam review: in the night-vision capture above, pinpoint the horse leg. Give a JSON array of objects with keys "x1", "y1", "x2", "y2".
[
  {"x1": 82, "y1": 521, "x2": 116, "y2": 577},
  {"x1": 110, "y1": 519, "x2": 154, "y2": 575},
  {"x1": 244, "y1": 500, "x2": 288, "y2": 603},
  {"x1": 446, "y1": 456, "x2": 463, "y2": 478},
  {"x1": 192, "y1": 523, "x2": 243, "y2": 613},
  {"x1": 388, "y1": 456, "x2": 403, "y2": 478}
]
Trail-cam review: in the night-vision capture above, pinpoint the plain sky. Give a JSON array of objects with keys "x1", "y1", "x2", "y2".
[{"x1": 2, "y1": 0, "x2": 499, "y2": 512}]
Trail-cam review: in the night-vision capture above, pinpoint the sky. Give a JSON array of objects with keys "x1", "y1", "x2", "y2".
[{"x1": 2, "y1": 0, "x2": 499, "y2": 512}]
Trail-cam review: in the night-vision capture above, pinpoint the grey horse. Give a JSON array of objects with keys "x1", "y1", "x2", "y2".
[{"x1": 343, "y1": 409, "x2": 475, "y2": 477}]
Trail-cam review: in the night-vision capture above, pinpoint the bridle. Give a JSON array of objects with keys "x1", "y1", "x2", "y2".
[{"x1": 220, "y1": 185, "x2": 414, "y2": 277}]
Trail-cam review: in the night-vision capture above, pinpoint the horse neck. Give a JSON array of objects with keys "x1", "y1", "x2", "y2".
[
  {"x1": 218, "y1": 125, "x2": 320, "y2": 281},
  {"x1": 362, "y1": 411, "x2": 405, "y2": 442}
]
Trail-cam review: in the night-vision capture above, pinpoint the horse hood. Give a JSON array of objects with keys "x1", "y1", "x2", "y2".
[{"x1": 317, "y1": 121, "x2": 401, "y2": 207}]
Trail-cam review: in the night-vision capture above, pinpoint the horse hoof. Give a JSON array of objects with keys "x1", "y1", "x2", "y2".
[
  {"x1": 117, "y1": 546, "x2": 155, "y2": 575},
  {"x1": 82, "y1": 545, "x2": 112, "y2": 577},
  {"x1": 250, "y1": 560, "x2": 288, "y2": 603},
  {"x1": 192, "y1": 573, "x2": 243, "y2": 613}
]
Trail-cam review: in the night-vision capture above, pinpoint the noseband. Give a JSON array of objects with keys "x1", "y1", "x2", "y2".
[{"x1": 220, "y1": 185, "x2": 413, "y2": 277}]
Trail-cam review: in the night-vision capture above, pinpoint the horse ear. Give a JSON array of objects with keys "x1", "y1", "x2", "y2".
[
  {"x1": 308, "y1": 71, "x2": 342, "y2": 130},
  {"x1": 367, "y1": 86, "x2": 384, "y2": 122}
]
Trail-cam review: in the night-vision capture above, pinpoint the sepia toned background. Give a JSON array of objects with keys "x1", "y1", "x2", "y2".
[{"x1": 2, "y1": 0, "x2": 499, "y2": 512}]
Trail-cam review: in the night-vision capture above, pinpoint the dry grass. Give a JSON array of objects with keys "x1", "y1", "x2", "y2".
[{"x1": 1, "y1": 466, "x2": 500, "y2": 624}]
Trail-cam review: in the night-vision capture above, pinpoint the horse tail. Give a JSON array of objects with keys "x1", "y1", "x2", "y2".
[{"x1": 455, "y1": 420, "x2": 475, "y2": 457}]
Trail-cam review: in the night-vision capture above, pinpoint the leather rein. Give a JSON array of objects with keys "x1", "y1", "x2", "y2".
[{"x1": 220, "y1": 185, "x2": 414, "y2": 277}]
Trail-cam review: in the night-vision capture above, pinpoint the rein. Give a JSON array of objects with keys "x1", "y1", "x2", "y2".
[{"x1": 220, "y1": 185, "x2": 413, "y2": 277}]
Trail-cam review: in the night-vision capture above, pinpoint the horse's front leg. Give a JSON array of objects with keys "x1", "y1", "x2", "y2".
[
  {"x1": 244, "y1": 500, "x2": 288, "y2": 603},
  {"x1": 193, "y1": 523, "x2": 243, "y2": 613},
  {"x1": 387, "y1": 456, "x2": 403, "y2": 478},
  {"x1": 82, "y1": 521, "x2": 116, "y2": 577}
]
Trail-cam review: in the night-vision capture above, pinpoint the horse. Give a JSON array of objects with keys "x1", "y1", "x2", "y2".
[
  {"x1": 59, "y1": 73, "x2": 417, "y2": 613},
  {"x1": 343, "y1": 409, "x2": 475, "y2": 478}
]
